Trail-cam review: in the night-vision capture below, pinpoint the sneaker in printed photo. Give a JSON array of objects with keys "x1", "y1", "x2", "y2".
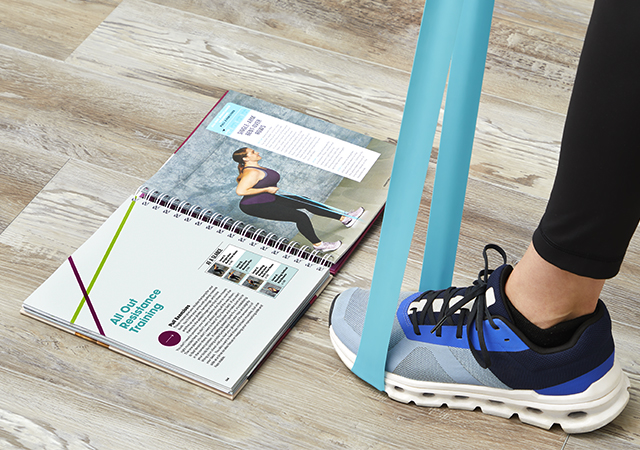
[
  {"x1": 329, "y1": 244, "x2": 630, "y2": 433},
  {"x1": 341, "y1": 207, "x2": 365, "y2": 228},
  {"x1": 313, "y1": 240, "x2": 342, "y2": 252}
]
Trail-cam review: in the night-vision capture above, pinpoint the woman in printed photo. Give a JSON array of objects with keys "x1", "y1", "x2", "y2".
[{"x1": 232, "y1": 147, "x2": 363, "y2": 252}]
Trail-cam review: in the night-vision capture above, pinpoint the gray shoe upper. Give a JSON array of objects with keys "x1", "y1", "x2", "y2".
[{"x1": 331, "y1": 287, "x2": 510, "y2": 389}]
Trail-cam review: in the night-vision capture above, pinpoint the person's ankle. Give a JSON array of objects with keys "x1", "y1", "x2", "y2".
[
  {"x1": 504, "y1": 243, "x2": 602, "y2": 329},
  {"x1": 501, "y1": 268, "x2": 599, "y2": 347}
]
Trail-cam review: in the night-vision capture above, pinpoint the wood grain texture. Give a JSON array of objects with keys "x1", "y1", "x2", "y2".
[
  {"x1": 0, "y1": 161, "x2": 143, "y2": 303},
  {"x1": 0, "y1": 367, "x2": 232, "y2": 449},
  {"x1": 64, "y1": 0, "x2": 574, "y2": 199},
  {"x1": 0, "y1": 0, "x2": 122, "y2": 60},
  {"x1": 66, "y1": 0, "x2": 409, "y2": 138},
  {"x1": 69, "y1": 0, "x2": 587, "y2": 117},
  {"x1": 0, "y1": 166, "x2": 568, "y2": 449},
  {"x1": 145, "y1": 0, "x2": 593, "y2": 71},
  {"x1": 0, "y1": 169, "x2": 567, "y2": 450},
  {"x1": 0, "y1": 45, "x2": 213, "y2": 180},
  {"x1": 0, "y1": 144, "x2": 66, "y2": 234},
  {"x1": 495, "y1": 0, "x2": 594, "y2": 40},
  {"x1": 148, "y1": 0, "x2": 424, "y2": 71},
  {"x1": 483, "y1": 18, "x2": 583, "y2": 115},
  {"x1": 2, "y1": 0, "x2": 639, "y2": 447}
]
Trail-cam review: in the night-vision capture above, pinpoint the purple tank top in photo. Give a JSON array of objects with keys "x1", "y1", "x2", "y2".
[{"x1": 240, "y1": 167, "x2": 280, "y2": 205}]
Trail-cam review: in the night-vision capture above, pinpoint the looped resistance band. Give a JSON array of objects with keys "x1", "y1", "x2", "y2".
[
  {"x1": 276, "y1": 190, "x2": 359, "y2": 220},
  {"x1": 351, "y1": 0, "x2": 495, "y2": 390}
]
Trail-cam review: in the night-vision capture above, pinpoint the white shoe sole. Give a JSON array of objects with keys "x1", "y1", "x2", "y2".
[{"x1": 330, "y1": 325, "x2": 630, "y2": 433}]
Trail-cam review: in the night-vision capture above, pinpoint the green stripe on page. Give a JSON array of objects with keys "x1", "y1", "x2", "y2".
[{"x1": 70, "y1": 199, "x2": 137, "y2": 324}]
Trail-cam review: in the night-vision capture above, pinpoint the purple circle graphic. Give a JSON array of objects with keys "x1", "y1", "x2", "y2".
[{"x1": 158, "y1": 330, "x2": 182, "y2": 347}]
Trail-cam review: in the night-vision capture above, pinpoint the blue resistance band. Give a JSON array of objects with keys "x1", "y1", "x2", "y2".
[
  {"x1": 276, "y1": 191, "x2": 361, "y2": 221},
  {"x1": 420, "y1": 0, "x2": 495, "y2": 292},
  {"x1": 351, "y1": 0, "x2": 494, "y2": 391}
]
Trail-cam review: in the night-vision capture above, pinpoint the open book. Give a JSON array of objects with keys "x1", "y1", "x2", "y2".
[{"x1": 21, "y1": 91, "x2": 395, "y2": 398}]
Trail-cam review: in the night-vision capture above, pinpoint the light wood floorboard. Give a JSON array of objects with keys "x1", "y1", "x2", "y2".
[
  {"x1": 0, "y1": 0, "x2": 122, "y2": 60},
  {"x1": 64, "y1": 0, "x2": 572, "y2": 199},
  {"x1": 145, "y1": 0, "x2": 594, "y2": 71},
  {"x1": 67, "y1": 0, "x2": 585, "y2": 116},
  {"x1": 0, "y1": 144, "x2": 66, "y2": 234},
  {"x1": 0, "y1": 129, "x2": 568, "y2": 450},
  {"x1": 2, "y1": 0, "x2": 639, "y2": 448},
  {"x1": 495, "y1": 0, "x2": 593, "y2": 39},
  {"x1": 0, "y1": 45, "x2": 213, "y2": 179},
  {"x1": 0, "y1": 366, "x2": 233, "y2": 449}
]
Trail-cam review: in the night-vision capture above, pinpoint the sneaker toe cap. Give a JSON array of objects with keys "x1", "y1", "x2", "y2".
[
  {"x1": 329, "y1": 287, "x2": 413, "y2": 356},
  {"x1": 330, "y1": 287, "x2": 365, "y2": 356}
]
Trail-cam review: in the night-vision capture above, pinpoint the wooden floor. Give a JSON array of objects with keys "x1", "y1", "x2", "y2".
[{"x1": 2, "y1": 0, "x2": 639, "y2": 448}]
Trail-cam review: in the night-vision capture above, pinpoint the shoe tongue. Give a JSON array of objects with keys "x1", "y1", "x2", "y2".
[{"x1": 485, "y1": 264, "x2": 514, "y2": 321}]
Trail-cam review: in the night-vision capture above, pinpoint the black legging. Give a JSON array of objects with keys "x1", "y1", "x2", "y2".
[
  {"x1": 240, "y1": 195, "x2": 341, "y2": 244},
  {"x1": 532, "y1": 0, "x2": 640, "y2": 279}
]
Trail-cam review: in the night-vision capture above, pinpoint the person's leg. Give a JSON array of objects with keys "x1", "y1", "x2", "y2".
[
  {"x1": 329, "y1": 0, "x2": 635, "y2": 432},
  {"x1": 507, "y1": 0, "x2": 640, "y2": 329},
  {"x1": 279, "y1": 194, "x2": 343, "y2": 221},
  {"x1": 505, "y1": 244, "x2": 603, "y2": 329},
  {"x1": 282, "y1": 195, "x2": 366, "y2": 228},
  {"x1": 240, "y1": 198, "x2": 323, "y2": 244}
]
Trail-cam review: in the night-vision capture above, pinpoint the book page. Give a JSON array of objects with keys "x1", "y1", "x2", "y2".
[
  {"x1": 207, "y1": 102, "x2": 379, "y2": 182},
  {"x1": 142, "y1": 91, "x2": 395, "y2": 262},
  {"x1": 23, "y1": 196, "x2": 328, "y2": 394}
]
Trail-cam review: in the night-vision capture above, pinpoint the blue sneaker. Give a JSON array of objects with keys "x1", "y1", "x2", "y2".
[{"x1": 329, "y1": 245, "x2": 630, "y2": 433}]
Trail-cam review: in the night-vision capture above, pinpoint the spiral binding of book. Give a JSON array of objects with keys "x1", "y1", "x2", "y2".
[{"x1": 135, "y1": 187, "x2": 335, "y2": 268}]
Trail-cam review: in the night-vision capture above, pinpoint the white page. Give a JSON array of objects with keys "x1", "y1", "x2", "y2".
[{"x1": 24, "y1": 196, "x2": 328, "y2": 393}]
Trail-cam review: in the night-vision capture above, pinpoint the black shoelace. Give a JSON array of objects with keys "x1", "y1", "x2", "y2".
[{"x1": 407, "y1": 244, "x2": 508, "y2": 369}]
